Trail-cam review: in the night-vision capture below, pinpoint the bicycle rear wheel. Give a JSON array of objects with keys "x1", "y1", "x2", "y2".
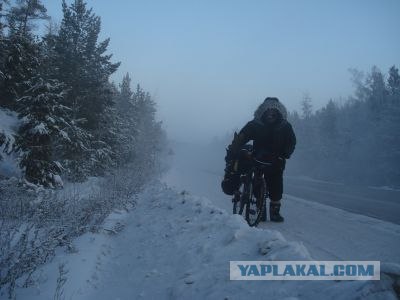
[{"x1": 232, "y1": 185, "x2": 246, "y2": 216}]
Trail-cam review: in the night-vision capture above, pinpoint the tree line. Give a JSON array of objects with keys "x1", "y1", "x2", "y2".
[
  {"x1": 0, "y1": 0, "x2": 166, "y2": 187},
  {"x1": 289, "y1": 66, "x2": 400, "y2": 186}
]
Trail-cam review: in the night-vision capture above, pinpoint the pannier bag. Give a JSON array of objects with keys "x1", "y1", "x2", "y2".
[{"x1": 221, "y1": 144, "x2": 253, "y2": 195}]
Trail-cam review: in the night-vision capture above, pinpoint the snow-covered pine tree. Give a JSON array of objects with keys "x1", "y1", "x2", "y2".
[
  {"x1": 388, "y1": 65, "x2": 400, "y2": 98},
  {"x1": 0, "y1": 0, "x2": 9, "y2": 82},
  {"x1": 296, "y1": 93, "x2": 319, "y2": 175},
  {"x1": 0, "y1": 0, "x2": 48, "y2": 110},
  {"x1": 39, "y1": 21, "x2": 60, "y2": 85},
  {"x1": 318, "y1": 99, "x2": 338, "y2": 141},
  {"x1": 7, "y1": 0, "x2": 48, "y2": 36},
  {"x1": 114, "y1": 73, "x2": 138, "y2": 164},
  {"x1": 366, "y1": 66, "x2": 388, "y2": 118},
  {"x1": 90, "y1": 92, "x2": 118, "y2": 176},
  {"x1": 301, "y1": 92, "x2": 313, "y2": 120},
  {"x1": 378, "y1": 66, "x2": 400, "y2": 184},
  {"x1": 117, "y1": 73, "x2": 134, "y2": 113},
  {"x1": 0, "y1": 1, "x2": 8, "y2": 32},
  {"x1": 54, "y1": 0, "x2": 121, "y2": 128},
  {"x1": 133, "y1": 84, "x2": 165, "y2": 169},
  {"x1": 290, "y1": 66, "x2": 400, "y2": 186},
  {"x1": 52, "y1": 0, "x2": 120, "y2": 177},
  {"x1": 59, "y1": 114, "x2": 93, "y2": 182},
  {"x1": 16, "y1": 78, "x2": 70, "y2": 187}
]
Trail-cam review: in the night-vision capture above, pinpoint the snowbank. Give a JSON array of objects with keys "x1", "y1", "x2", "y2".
[{"x1": 11, "y1": 182, "x2": 399, "y2": 300}]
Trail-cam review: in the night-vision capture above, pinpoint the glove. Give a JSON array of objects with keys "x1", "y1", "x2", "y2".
[
  {"x1": 281, "y1": 152, "x2": 290, "y2": 159},
  {"x1": 276, "y1": 156, "x2": 286, "y2": 170}
]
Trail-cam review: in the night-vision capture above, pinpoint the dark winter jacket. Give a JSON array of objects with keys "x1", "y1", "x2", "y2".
[
  {"x1": 238, "y1": 118, "x2": 296, "y2": 160},
  {"x1": 227, "y1": 98, "x2": 296, "y2": 165}
]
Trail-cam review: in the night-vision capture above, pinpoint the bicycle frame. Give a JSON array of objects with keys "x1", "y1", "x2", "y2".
[{"x1": 233, "y1": 157, "x2": 272, "y2": 227}]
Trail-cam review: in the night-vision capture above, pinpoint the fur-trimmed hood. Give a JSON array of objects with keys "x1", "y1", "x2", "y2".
[{"x1": 254, "y1": 97, "x2": 288, "y2": 122}]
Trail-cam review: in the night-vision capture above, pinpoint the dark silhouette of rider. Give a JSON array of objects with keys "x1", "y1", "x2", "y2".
[{"x1": 223, "y1": 97, "x2": 296, "y2": 222}]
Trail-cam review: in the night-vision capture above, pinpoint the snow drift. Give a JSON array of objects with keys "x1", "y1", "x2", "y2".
[{"x1": 12, "y1": 182, "x2": 399, "y2": 300}]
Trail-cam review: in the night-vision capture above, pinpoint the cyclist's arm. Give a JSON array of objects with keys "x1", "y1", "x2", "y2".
[
  {"x1": 282, "y1": 123, "x2": 296, "y2": 159},
  {"x1": 226, "y1": 122, "x2": 254, "y2": 160}
]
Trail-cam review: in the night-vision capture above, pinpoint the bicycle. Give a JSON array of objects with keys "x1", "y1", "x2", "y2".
[{"x1": 232, "y1": 148, "x2": 272, "y2": 227}]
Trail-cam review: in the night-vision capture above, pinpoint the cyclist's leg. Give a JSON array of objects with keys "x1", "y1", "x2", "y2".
[
  {"x1": 266, "y1": 169, "x2": 284, "y2": 222},
  {"x1": 252, "y1": 168, "x2": 262, "y2": 197}
]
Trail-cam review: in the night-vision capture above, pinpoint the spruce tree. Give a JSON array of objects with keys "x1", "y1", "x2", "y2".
[
  {"x1": 319, "y1": 99, "x2": 337, "y2": 140},
  {"x1": 16, "y1": 78, "x2": 70, "y2": 187},
  {"x1": 133, "y1": 84, "x2": 165, "y2": 168},
  {"x1": 366, "y1": 66, "x2": 388, "y2": 116},
  {"x1": 54, "y1": 0, "x2": 120, "y2": 129},
  {"x1": 0, "y1": 1, "x2": 10, "y2": 81},
  {"x1": 301, "y1": 93, "x2": 313, "y2": 119},
  {"x1": 115, "y1": 73, "x2": 138, "y2": 164},
  {"x1": 388, "y1": 65, "x2": 400, "y2": 97},
  {"x1": 52, "y1": 0, "x2": 120, "y2": 178},
  {"x1": 380, "y1": 66, "x2": 400, "y2": 184},
  {"x1": 0, "y1": 0, "x2": 47, "y2": 109}
]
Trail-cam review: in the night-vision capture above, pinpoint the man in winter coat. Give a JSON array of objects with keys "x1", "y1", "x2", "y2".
[{"x1": 222, "y1": 97, "x2": 296, "y2": 222}]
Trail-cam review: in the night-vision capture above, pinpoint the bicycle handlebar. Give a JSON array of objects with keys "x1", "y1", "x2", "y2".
[{"x1": 253, "y1": 158, "x2": 273, "y2": 166}]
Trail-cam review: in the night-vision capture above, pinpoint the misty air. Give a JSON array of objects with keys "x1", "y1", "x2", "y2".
[{"x1": 0, "y1": 0, "x2": 399, "y2": 299}]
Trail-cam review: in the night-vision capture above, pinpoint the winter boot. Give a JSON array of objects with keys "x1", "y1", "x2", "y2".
[{"x1": 270, "y1": 201, "x2": 284, "y2": 222}]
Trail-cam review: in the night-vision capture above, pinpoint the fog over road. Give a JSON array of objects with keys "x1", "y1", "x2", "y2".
[
  {"x1": 163, "y1": 141, "x2": 400, "y2": 264},
  {"x1": 165, "y1": 141, "x2": 400, "y2": 225}
]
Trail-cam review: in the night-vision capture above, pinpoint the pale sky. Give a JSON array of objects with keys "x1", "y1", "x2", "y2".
[{"x1": 42, "y1": 0, "x2": 400, "y2": 142}]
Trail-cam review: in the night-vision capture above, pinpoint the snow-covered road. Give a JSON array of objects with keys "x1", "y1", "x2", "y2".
[
  {"x1": 285, "y1": 176, "x2": 400, "y2": 225},
  {"x1": 262, "y1": 195, "x2": 400, "y2": 264}
]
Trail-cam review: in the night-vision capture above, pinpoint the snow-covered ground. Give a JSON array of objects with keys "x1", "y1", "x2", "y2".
[
  {"x1": 7, "y1": 140, "x2": 400, "y2": 299},
  {"x1": 11, "y1": 182, "x2": 399, "y2": 300}
]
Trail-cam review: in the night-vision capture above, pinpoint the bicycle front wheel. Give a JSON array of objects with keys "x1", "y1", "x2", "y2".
[{"x1": 245, "y1": 178, "x2": 267, "y2": 227}]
